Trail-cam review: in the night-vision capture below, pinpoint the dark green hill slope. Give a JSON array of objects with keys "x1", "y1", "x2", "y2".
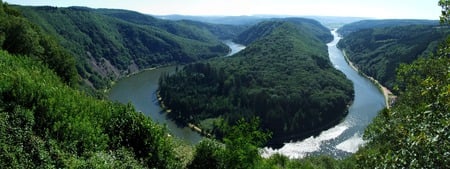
[
  {"x1": 1, "y1": 4, "x2": 182, "y2": 168},
  {"x1": 338, "y1": 24, "x2": 449, "y2": 90},
  {"x1": 15, "y1": 6, "x2": 230, "y2": 90},
  {"x1": 337, "y1": 19, "x2": 438, "y2": 36},
  {"x1": 235, "y1": 18, "x2": 332, "y2": 45},
  {"x1": 159, "y1": 19, "x2": 353, "y2": 146},
  {"x1": 0, "y1": 4, "x2": 77, "y2": 86},
  {"x1": 0, "y1": 49, "x2": 183, "y2": 168},
  {"x1": 93, "y1": 8, "x2": 246, "y2": 40}
]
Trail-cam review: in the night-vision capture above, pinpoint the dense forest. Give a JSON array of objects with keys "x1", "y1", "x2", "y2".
[
  {"x1": 14, "y1": 6, "x2": 241, "y2": 92},
  {"x1": 1, "y1": 0, "x2": 450, "y2": 168},
  {"x1": 0, "y1": 2, "x2": 351, "y2": 168},
  {"x1": 337, "y1": 19, "x2": 438, "y2": 36},
  {"x1": 0, "y1": 4, "x2": 77, "y2": 87},
  {"x1": 0, "y1": 3, "x2": 182, "y2": 168},
  {"x1": 159, "y1": 19, "x2": 354, "y2": 146},
  {"x1": 337, "y1": 24, "x2": 449, "y2": 90}
]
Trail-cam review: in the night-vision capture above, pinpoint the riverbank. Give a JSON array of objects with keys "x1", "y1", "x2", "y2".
[
  {"x1": 341, "y1": 50, "x2": 396, "y2": 109},
  {"x1": 103, "y1": 64, "x2": 175, "y2": 94},
  {"x1": 157, "y1": 91, "x2": 213, "y2": 138}
]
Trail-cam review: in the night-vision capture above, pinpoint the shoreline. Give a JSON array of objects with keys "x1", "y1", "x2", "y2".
[
  {"x1": 341, "y1": 50, "x2": 396, "y2": 109},
  {"x1": 157, "y1": 91, "x2": 213, "y2": 138},
  {"x1": 103, "y1": 64, "x2": 179, "y2": 94}
]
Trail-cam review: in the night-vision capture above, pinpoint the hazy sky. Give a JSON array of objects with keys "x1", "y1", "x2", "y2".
[{"x1": 4, "y1": 0, "x2": 442, "y2": 19}]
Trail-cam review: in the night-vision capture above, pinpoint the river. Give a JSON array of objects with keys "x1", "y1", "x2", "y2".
[
  {"x1": 108, "y1": 41, "x2": 245, "y2": 144},
  {"x1": 224, "y1": 40, "x2": 246, "y2": 56},
  {"x1": 261, "y1": 30, "x2": 386, "y2": 158},
  {"x1": 109, "y1": 32, "x2": 385, "y2": 158}
]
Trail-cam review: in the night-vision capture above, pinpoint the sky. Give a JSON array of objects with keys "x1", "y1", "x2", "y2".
[{"x1": 4, "y1": 0, "x2": 442, "y2": 20}]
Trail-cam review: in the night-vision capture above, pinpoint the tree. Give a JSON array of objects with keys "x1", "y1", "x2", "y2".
[
  {"x1": 355, "y1": 2, "x2": 450, "y2": 166},
  {"x1": 439, "y1": 0, "x2": 450, "y2": 24},
  {"x1": 188, "y1": 139, "x2": 224, "y2": 169},
  {"x1": 221, "y1": 118, "x2": 271, "y2": 169}
]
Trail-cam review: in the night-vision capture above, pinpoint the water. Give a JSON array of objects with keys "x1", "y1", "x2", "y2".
[
  {"x1": 224, "y1": 40, "x2": 246, "y2": 56},
  {"x1": 108, "y1": 35, "x2": 385, "y2": 158},
  {"x1": 108, "y1": 66, "x2": 203, "y2": 144},
  {"x1": 261, "y1": 30, "x2": 386, "y2": 158},
  {"x1": 108, "y1": 41, "x2": 245, "y2": 144}
]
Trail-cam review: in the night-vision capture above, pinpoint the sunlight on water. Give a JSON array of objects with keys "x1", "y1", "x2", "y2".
[
  {"x1": 261, "y1": 30, "x2": 385, "y2": 159},
  {"x1": 336, "y1": 133, "x2": 365, "y2": 153},
  {"x1": 262, "y1": 124, "x2": 349, "y2": 158}
]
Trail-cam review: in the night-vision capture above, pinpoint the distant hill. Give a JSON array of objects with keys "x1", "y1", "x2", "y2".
[
  {"x1": 14, "y1": 6, "x2": 234, "y2": 91},
  {"x1": 159, "y1": 18, "x2": 353, "y2": 146},
  {"x1": 235, "y1": 18, "x2": 332, "y2": 45},
  {"x1": 338, "y1": 24, "x2": 449, "y2": 90},
  {"x1": 156, "y1": 15, "x2": 267, "y2": 25},
  {"x1": 337, "y1": 19, "x2": 439, "y2": 36},
  {"x1": 158, "y1": 15, "x2": 365, "y2": 28},
  {"x1": 92, "y1": 8, "x2": 246, "y2": 40}
]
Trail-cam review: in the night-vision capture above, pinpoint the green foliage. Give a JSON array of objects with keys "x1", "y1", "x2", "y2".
[
  {"x1": 15, "y1": 5, "x2": 231, "y2": 90},
  {"x1": 440, "y1": 0, "x2": 450, "y2": 24},
  {"x1": 94, "y1": 8, "x2": 246, "y2": 41},
  {"x1": 159, "y1": 19, "x2": 353, "y2": 146},
  {"x1": 264, "y1": 154, "x2": 357, "y2": 169},
  {"x1": 235, "y1": 18, "x2": 332, "y2": 45},
  {"x1": 188, "y1": 118, "x2": 271, "y2": 169},
  {"x1": 0, "y1": 3, "x2": 77, "y2": 86},
  {"x1": 0, "y1": 50, "x2": 180, "y2": 168},
  {"x1": 338, "y1": 24, "x2": 449, "y2": 90},
  {"x1": 356, "y1": 42, "x2": 450, "y2": 168},
  {"x1": 106, "y1": 105, "x2": 182, "y2": 169},
  {"x1": 337, "y1": 19, "x2": 438, "y2": 36},
  {"x1": 221, "y1": 118, "x2": 271, "y2": 169},
  {"x1": 188, "y1": 139, "x2": 224, "y2": 169}
]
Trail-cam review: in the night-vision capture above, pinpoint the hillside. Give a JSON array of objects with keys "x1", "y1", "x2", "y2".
[
  {"x1": 0, "y1": 4, "x2": 182, "y2": 168},
  {"x1": 2, "y1": 0, "x2": 450, "y2": 168},
  {"x1": 14, "y1": 6, "x2": 231, "y2": 91},
  {"x1": 337, "y1": 24, "x2": 449, "y2": 90},
  {"x1": 93, "y1": 8, "x2": 247, "y2": 40},
  {"x1": 0, "y1": 4, "x2": 77, "y2": 87},
  {"x1": 159, "y1": 18, "x2": 354, "y2": 146},
  {"x1": 157, "y1": 15, "x2": 366, "y2": 28},
  {"x1": 156, "y1": 15, "x2": 268, "y2": 25},
  {"x1": 337, "y1": 19, "x2": 438, "y2": 36},
  {"x1": 234, "y1": 18, "x2": 333, "y2": 45},
  {"x1": 0, "y1": 49, "x2": 184, "y2": 168}
]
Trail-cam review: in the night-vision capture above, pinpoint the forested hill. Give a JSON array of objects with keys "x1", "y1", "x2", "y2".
[
  {"x1": 234, "y1": 18, "x2": 332, "y2": 45},
  {"x1": 0, "y1": 3, "x2": 183, "y2": 168},
  {"x1": 337, "y1": 19, "x2": 439, "y2": 36},
  {"x1": 159, "y1": 19, "x2": 354, "y2": 146},
  {"x1": 337, "y1": 24, "x2": 449, "y2": 90},
  {"x1": 93, "y1": 8, "x2": 247, "y2": 40},
  {"x1": 14, "y1": 5, "x2": 234, "y2": 91}
]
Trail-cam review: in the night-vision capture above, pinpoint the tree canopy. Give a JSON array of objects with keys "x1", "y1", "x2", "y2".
[
  {"x1": 159, "y1": 19, "x2": 353, "y2": 146},
  {"x1": 338, "y1": 24, "x2": 449, "y2": 90},
  {"x1": 14, "y1": 5, "x2": 241, "y2": 92}
]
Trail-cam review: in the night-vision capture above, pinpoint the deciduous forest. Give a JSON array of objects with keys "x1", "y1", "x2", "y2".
[
  {"x1": 0, "y1": 0, "x2": 449, "y2": 168},
  {"x1": 159, "y1": 19, "x2": 354, "y2": 146}
]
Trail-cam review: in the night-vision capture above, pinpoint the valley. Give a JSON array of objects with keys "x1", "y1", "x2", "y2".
[{"x1": 1, "y1": 0, "x2": 449, "y2": 168}]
